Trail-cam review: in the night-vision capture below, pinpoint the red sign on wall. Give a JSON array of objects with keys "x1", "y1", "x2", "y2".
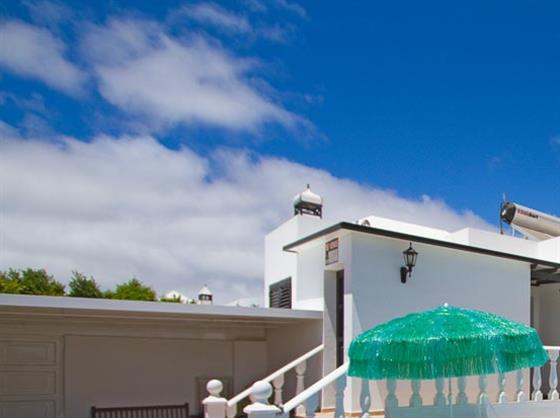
[{"x1": 325, "y1": 238, "x2": 339, "y2": 265}]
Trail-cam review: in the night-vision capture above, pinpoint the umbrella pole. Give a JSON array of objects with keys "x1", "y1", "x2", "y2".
[{"x1": 448, "y1": 378, "x2": 454, "y2": 418}]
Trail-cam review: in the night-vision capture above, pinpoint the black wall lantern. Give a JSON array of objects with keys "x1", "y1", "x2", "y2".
[{"x1": 400, "y1": 242, "x2": 418, "y2": 284}]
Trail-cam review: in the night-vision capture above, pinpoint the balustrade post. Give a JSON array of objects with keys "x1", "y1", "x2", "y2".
[
  {"x1": 360, "y1": 379, "x2": 371, "y2": 418},
  {"x1": 456, "y1": 377, "x2": 468, "y2": 405},
  {"x1": 409, "y1": 380, "x2": 422, "y2": 407},
  {"x1": 272, "y1": 374, "x2": 285, "y2": 406},
  {"x1": 226, "y1": 404, "x2": 236, "y2": 418},
  {"x1": 334, "y1": 372, "x2": 347, "y2": 418},
  {"x1": 549, "y1": 349, "x2": 560, "y2": 401},
  {"x1": 243, "y1": 381, "x2": 281, "y2": 418},
  {"x1": 478, "y1": 375, "x2": 488, "y2": 404},
  {"x1": 497, "y1": 373, "x2": 507, "y2": 403},
  {"x1": 434, "y1": 379, "x2": 446, "y2": 406},
  {"x1": 203, "y1": 380, "x2": 227, "y2": 418},
  {"x1": 385, "y1": 379, "x2": 398, "y2": 410},
  {"x1": 532, "y1": 366, "x2": 543, "y2": 401},
  {"x1": 295, "y1": 361, "x2": 307, "y2": 416},
  {"x1": 516, "y1": 370, "x2": 526, "y2": 402},
  {"x1": 305, "y1": 392, "x2": 319, "y2": 418}
]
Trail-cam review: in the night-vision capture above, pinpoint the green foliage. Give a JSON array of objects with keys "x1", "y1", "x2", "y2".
[
  {"x1": 0, "y1": 268, "x2": 65, "y2": 296},
  {"x1": 112, "y1": 278, "x2": 156, "y2": 301},
  {"x1": 0, "y1": 268, "x2": 193, "y2": 304},
  {"x1": 0, "y1": 269, "x2": 24, "y2": 294},
  {"x1": 160, "y1": 294, "x2": 183, "y2": 303},
  {"x1": 68, "y1": 271, "x2": 102, "y2": 298}
]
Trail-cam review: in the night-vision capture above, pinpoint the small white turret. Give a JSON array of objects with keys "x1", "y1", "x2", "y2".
[
  {"x1": 293, "y1": 184, "x2": 323, "y2": 218},
  {"x1": 198, "y1": 284, "x2": 213, "y2": 305}
]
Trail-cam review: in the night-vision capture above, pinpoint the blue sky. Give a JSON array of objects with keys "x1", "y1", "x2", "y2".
[{"x1": 1, "y1": 0, "x2": 559, "y2": 301}]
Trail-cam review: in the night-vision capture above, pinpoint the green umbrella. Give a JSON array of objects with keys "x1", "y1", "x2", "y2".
[{"x1": 348, "y1": 304, "x2": 548, "y2": 380}]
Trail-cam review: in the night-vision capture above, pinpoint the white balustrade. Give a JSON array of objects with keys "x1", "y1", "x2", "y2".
[
  {"x1": 272, "y1": 374, "x2": 285, "y2": 406},
  {"x1": 456, "y1": 376, "x2": 468, "y2": 405},
  {"x1": 281, "y1": 363, "x2": 348, "y2": 417},
  {"x1": 497, "y1": 373, "x2": 507, "y2": 403},
  {"x1": 385, "y1": 379, "x2": 398, "y2": 409},
  {"x1": 295, "y1": 360, "x2": 307, "y2": 416},
  {"x1": 532, "y1": 366, "x2": 543, "y2": 401},
  {"x1": 203, "y1": 380, "x2": 228, "y2": 418},
  {"x1": 478, "y1": 375, "x2": 488, "y2": 404},
  {"x1": 516, "y1": 369, "x2": 526, "y2": 402},
  {"x1": 304, "y1": 392, "x2": 319, "y2": 418},
  {"x1": 334, "y1": 371, "x2": 347, "y2": 418},
  {"x1": 434, "y1": 378, "x2": 446, "y2": 406},
  {"x1": 360, "y1": 378, "x2": 371, "y2": 418},
  {"x1": 215, "y1": 344, "x2": 560, "y2": 418},
  {"x1": 547, "y1": 347, "x2": 560, "y2": 401},
  {"x1": 243, "y1": 382, "x2": 281, "y2": 418},
  {"x1": 409, "y1": 380, "x2": 422, "y2": 407},
  {"x1": 214, "y1": 344, "x2": 322, "y2": 418}
]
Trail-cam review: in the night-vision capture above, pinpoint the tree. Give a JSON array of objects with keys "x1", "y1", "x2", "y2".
[
  {"x1": 68, "y1": 271, "x2": 102, "y2": 298},
  {"x1": 0, "y1": 269, "x2": 23, "y2": 294},
  {"x1": 160, "y1": 294, "x2": 183, "y2": 303},
  {"x1": 0, "y1": 268, "x2": 65, "y2": 296},
  {"x1": 20, "y1": 268, "x2": 65, "y2": 295},
  {"x1": 112, "y1": 278, "x2": 156, "y2": 301}
]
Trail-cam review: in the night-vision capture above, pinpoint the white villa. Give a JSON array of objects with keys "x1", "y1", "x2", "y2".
[{"x1": 2, "y1": 186, "x2": 560, "y2": 418}]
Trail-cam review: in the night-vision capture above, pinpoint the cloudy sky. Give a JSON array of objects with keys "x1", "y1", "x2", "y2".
[{"x1": 1, "y1": 1, "x2": 559, "y2": 303}]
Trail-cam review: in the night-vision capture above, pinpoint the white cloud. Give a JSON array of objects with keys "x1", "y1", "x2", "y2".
[
  {"x1": 273, "y1": 0, "x2": 306, "y2": 18},
  {"x1": 0, "y1": 133, "x2": 491, "y2": 303},
  {"x1": 177, "y1": 3, "x2": 292, "y2": 42},
  {"x1": 82, "y1": 18, "x2": 303, "y2": 131},
  {"x1": 0, "y1": 20, "x2": 85, "y2": 95},
  {"x1": 181, "y1": 3, "x2": 251, "y2": 34}
]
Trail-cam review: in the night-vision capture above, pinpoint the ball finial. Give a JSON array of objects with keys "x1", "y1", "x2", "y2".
[
  {"x1": 251, "y1": 381, "x2": 272, "y2": 404},
  {"x1": 207, "y1": 379, "x2": 223, "y2": 396}
]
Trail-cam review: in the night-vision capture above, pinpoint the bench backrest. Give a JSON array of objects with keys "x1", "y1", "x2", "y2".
[{"x1": 91, "y1": 402, "x2": 189, "y2": 418}]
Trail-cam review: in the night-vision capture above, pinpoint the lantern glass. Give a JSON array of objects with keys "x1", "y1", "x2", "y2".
[{"x1": 402, "y1": 244, "x2": 418, "y2": 269}]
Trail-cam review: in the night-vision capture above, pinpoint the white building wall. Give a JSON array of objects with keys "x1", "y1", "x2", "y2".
[
  {"x1": 345, "y1": 232, "x2": 531, "y2": 412},
  {"x1": 264, "y1": 214, "x2": 325, "y2": 308},
  {"x1": 533, "y1": 283, "x2": 560, "y2": 346}
]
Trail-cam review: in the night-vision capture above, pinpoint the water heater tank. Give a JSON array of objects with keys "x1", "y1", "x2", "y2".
[{"x1": 500, "y1": 202, "x2": 560, "y2": 240}]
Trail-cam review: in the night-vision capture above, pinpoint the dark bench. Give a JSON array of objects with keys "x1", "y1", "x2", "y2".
[{"x1": 91, "y1": 402, "x2": 189, "y2": 418}]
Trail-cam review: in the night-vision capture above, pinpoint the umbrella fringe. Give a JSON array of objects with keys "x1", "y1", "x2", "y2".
[{"x1": 348, "y1": 306, "x2": 549, "y2": 380}]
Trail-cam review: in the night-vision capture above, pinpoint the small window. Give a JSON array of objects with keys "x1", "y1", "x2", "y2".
[{"x1": 269, "y1": 278, "x2": 292, "y2": 309}]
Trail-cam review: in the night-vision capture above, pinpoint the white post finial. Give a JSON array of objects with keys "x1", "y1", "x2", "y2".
[
  {"x1": 203, "y1": 380, "x2": 227, "y2": 418},
  {"x1": 243, "y1": 381, "x2": 281, "y2": 418}
]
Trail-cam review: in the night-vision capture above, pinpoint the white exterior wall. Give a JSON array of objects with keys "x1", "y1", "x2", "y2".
[
  {"x1": 538, "y1": 236, "x2": 560, "y2": 260},
  {"x1": 345, "y1": 232, "x2": 531, "y2": 412},
  {"x1": 533, "y1": 283, "x2": 560, "y2": 346},
  {"x1": 264, "y1": 214, "x2": 325, "y2": 308}
]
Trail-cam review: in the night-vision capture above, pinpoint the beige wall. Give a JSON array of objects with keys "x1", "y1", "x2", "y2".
[
  {"x1": 0, "y1": 308, "x2": 319, "y2": 418},
  {"x1": 65, "y1": 336, "x2": 234, "y2": 418},
  {"x1": 266, "y1": 319, "x2": 323, "y2": 402}
]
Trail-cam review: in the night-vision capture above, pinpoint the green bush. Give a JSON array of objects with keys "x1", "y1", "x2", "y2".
[
  {"x1": 68, "y1": 271, "x2": 102, "y2": 298},
  {"x1": 160, "y1": 294, "x2": 183, "y2": 303},
  {"x1": 112, "y1": 278, "x2": 156, "y2": 301},
  {"x1": 0, "y1": 268, "x2": 65, "y2": 296}
]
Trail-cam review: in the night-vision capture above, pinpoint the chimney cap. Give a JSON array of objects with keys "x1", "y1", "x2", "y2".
[
  {"x1": 198, "y1": 284, "x2": 212, "y2": 296},
  {"x1": 293, "y1": 184, "x2": 322, "y2": 206}
]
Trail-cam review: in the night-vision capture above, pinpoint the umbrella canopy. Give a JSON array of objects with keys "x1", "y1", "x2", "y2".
[{"x1": 348, "y1": 305, "x2": 548, "y2": 380}]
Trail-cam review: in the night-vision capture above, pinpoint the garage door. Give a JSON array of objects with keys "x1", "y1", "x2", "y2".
[{"x1": 0, "y1": 336, "x2": 63, "y2": 418}]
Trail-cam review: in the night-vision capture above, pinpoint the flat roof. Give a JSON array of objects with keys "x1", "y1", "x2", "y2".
[
  {"x1": 0, "y1": 294, "x2": 322, "y2": 325},
  {"x1": 284, "y1": 222, "x2": 560, "y2": 271}
]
